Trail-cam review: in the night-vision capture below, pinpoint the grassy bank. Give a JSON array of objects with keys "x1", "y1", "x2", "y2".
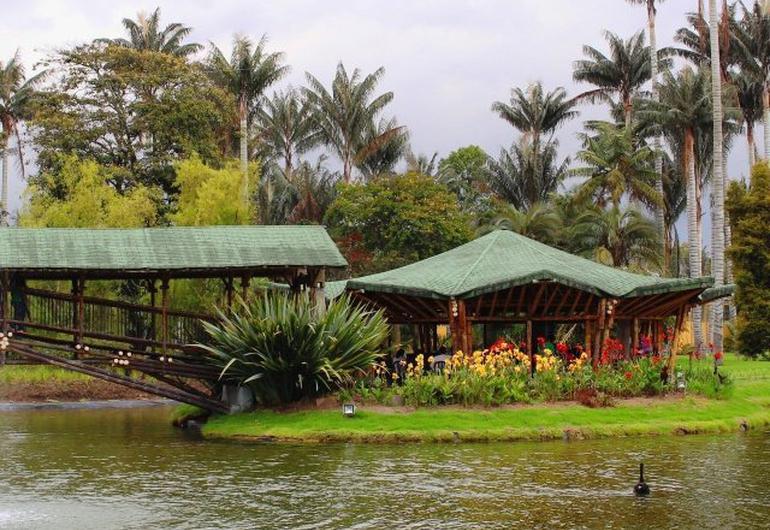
[
  {"x1": 203, "y1": 355, "x2": 770, "y2": 443},
  {"x1": 0, "y1": 365, "x2": 152, "y2": 402}
]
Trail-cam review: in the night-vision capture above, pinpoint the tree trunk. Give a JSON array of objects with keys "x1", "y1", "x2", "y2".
[
  {"x1": 0, "y1": 136, "x2": 8, "y2": 226},
  {"x1": 747, "y1": 122, "x2": 756, "y2": 171},
  {"x1": 647, "y1": 4, "x2": 666, "y2": 261},
  {"x1": 685, "y1": 130, "x2": 703, "y2": 350},
  {"x1": 239, "y1": 99, "x2": 249, "y2": 205},
  {"x1": 709, "y1": 0, "x2": 725, "y2": 352},
  {"x1": 764, "y1": 88, "x2": 770, "y2": 162}
]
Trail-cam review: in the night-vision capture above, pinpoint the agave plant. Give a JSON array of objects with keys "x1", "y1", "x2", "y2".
[{"x1": 198, "y1": 293, "x2": 389, "y2": 405}]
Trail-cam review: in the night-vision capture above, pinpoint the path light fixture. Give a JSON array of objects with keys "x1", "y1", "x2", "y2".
[
  {"x1": 342, "y1": 403, "x2": 356, "y2": 417},
  {"x1": 676, "y1": 371, "x2": 686, "y2": 392}
]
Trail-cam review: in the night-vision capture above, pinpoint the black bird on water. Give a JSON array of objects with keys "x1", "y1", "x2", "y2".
[{"x1": 634, "y1": 463, "x2": 650, "y2": 496}]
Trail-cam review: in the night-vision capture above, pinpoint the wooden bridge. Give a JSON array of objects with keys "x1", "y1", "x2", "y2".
[{"x1": 0, "y1": 226, "x2": 347, "y2": 412}]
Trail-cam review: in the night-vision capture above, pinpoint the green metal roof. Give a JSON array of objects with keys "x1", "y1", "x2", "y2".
[
  {"x1": 345, "y1": 230, "x2": 712, "y2": 300},
  {"x1": 698, "y1": 284, "x2": 735, "y2": 303},
  {"x1": 0, "y1": 225, "x2": 347, "y2": 273}
]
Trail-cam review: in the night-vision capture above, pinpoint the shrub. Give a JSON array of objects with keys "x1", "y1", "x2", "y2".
[{"x1": 198, "y1": 293, "x2": 389, "y2": 405}]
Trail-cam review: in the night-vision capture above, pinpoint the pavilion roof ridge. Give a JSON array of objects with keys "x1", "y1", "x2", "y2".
[{"x1": 450, "y1": 230, "x2": 504, "y2": 295}]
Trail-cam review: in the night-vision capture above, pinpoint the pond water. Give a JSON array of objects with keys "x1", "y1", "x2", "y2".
[{"x1": 0, "y1": 406, "x2": 768, "y2": 529}]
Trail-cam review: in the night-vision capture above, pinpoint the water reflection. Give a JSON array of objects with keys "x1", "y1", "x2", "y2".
[{"x1": 0, "y1": 407, "x2": 768, "y2": 529}]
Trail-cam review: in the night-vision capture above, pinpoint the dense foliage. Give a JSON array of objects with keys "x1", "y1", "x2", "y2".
[
  {"x1": 726, "y1": 163, "x2": 770, "y2": 357},
  {"x1": 325, "y1": 173, "x2": 473, "y2": 274},
  {"x1": 199, "y1": 294, "x2": 389, "y2": 405}
]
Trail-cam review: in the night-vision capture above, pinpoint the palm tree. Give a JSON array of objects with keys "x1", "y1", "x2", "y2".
[
  {"x1": 405, "y1": 151, "x2": 438, "y2": 176},
  {"x1": 477, "y1": 202, "x2": 562, "y2": 245},
  {"x1": 0, "y1": 52, "x2": 44, "y2": 225},
  {"x1": 573, "y1": 31, "x2": 653, "y2": 128},
  {"x1": 358, "y1": 117, "x2": 410, "y2": 179},
  {"x1": 733, "y1": 72, "x2": 764, "y2": 168},
  {"x1": 640, "y1": 67, "x2": 713, "y2": 348},
  {"x1": 303, "y1": 63, "x2": 403, "y2": 183},
  {"x1": 491, "y1": 82, "x2": 579, "y2": 145},
  {"x1": 208, "y1": 35, "x2": 289, "y2": 202},
  {"x1": 254, "y1": 88, "x2": 319, "y2": 182},
  {"x1": 102, "y1": 8, "x2": 202, "y2": 57},
  {"x1": 264, "y1": 157, "x2": 338, "y2": 224},
  {"x1": 572, "y1": 122, "x2": 661, "y2": 210},
  {"x1": 570, "y1": 206, "x2": 661, "y2": 269},
  {"x1": 732, "y1": 0, "x2": 770, "y2": 160},
  {"x1": 626, "y1": 0, "x2": 666, "y2": 259},
  {"x1": 487, "y1": 137, "x2": 568, "y2": 210},
  {"x1": 708, "y1": 0, "x2": 726, "y2": 353}
]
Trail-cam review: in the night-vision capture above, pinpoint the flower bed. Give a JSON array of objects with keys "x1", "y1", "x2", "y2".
[{"x1": 344, "y1": 339, "x2": 731, "y2": 407}]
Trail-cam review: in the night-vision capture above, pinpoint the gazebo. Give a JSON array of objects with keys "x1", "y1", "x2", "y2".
[{"x1": 336, "y1": 230, "x2": 726, "y2": 368}]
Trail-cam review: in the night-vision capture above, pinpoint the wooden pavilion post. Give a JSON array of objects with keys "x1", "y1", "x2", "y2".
[
  {"x1": 584, "y1": 319, "x2": 593, "y2": 356},
  {"x1": 309, "y1": 269, "x2": 326, "y2": 315},
  {"x1": 1, "y1": 270, "x2": 9, "y2": 365},
  {"x1": 654, "y1": 319, "x2": 664, "y2": 355},
  {"x1": 527, "y1": 319, "x2": 534, "y2": 375},
  {"x1": 448, "y1": 298, "x2": 468, "y2": 354},
  {"x1": 224, "y1": 277, "x2": 234, "y2": 309},
  {"x1": 147, "y1": 279, "x2": 157, "y2": 341},
  {"x1": 632, "y1": 317, "x2": 640, "y2": 356},
  {"x1": 160, "y1": 276, "x2": 170, "y2": 355},
  {"x1": 241, "y1": 274, "x2": 251, "y2": 302},
  {"x1": 667, "y1": 304, "x2": 689, "y2": 372},
  {"x1": 593, "y1": 298, "x2": 607, "y2": 369},
  {"x1": 71, "y1": 276, "x2": 85, "y2": 358}
]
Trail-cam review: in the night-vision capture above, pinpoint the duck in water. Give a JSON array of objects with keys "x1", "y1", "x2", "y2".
[{"x1": 634, "y1": 463, "x2": 650, "y2": 496}]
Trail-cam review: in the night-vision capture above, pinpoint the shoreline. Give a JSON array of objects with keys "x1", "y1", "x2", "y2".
[
  {"x1": 0, "y1": 398, "x2": 175, "y2": 411},
  {"x1": 202, "y1": 402, "x2": 770, "y2": 444},
  {"x1": 202, "y1": 356, "x2": 770, "y2": 444}
]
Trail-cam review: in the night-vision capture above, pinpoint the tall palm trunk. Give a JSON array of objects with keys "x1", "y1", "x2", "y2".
[
  {"x1": 647, "y1": 0, "x2": 666, "y2": 263},
  {"x1": 685, "y1": 130, "x2": 703, "y2": 349},
  {"x1": 0, "y1": 136, "x2": 8, "y2": 226},
  {"x1": 709, "y1": 0, "x2": 725, "y2": 352},
  {"x1": 239, "y1": 97, "x2": 249, "y2": 205},
  {"x1": 747, "y1": 122, "x2": 756, "y2": 169},
  {"x1": 764, "y1": 88, "x2": 770, "y2": 161}
]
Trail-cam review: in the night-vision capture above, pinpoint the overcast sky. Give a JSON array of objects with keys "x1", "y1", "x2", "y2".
[{"x1": 1, "y1": 0, "x2": 752, "y2": 238}]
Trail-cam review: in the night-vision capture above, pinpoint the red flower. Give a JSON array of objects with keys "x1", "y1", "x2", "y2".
[
  {"x1": 624, "y1": 371, "x2": 633, "y2": 380},
  {"x1": 714, "y1": 351, "x2": 723, "y2": 361},
  {"x1": 556, "y1": 342, "x2": 568, "y2": 354},
  {"x1": 537, "y1": 336, "x2": 546, "y2": 346}
]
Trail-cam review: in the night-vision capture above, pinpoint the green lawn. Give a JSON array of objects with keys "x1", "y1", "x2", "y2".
[
  {"x1": 0, "y1": 365, "x2": 93, "y2": 384},
  {"x1": 203, "y1": 355, "x2": 770, "y2": 443}
]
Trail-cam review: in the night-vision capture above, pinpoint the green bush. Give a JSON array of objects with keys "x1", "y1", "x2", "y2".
[{"x1": 198, "y1": 293, "x2": 389, "y2": 405}]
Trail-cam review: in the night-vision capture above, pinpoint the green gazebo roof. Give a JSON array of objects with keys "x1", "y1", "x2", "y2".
[
  {"x1": 0, "y1": 225, "x2": 347, "y2": 274},
  {"x1": 345, "y1": 230, "x2": 712, "y2": 300}
]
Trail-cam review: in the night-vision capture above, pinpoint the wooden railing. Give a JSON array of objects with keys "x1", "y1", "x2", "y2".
[{"x1": 12, "y1": 287, "x2": 215, "y2": 350}]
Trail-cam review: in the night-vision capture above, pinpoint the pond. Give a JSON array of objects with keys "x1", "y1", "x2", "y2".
[{"x1": 1, "y1": 405, "x2": 768, "y2": 529}]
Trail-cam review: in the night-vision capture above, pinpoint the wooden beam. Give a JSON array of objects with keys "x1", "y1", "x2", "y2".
[
  {"x1": 502, "y1": 286, "x2": 515, "y2": 315},
  {"x1": 528, "y1": 282, "x2": 546, "y2": 316},
  {"x1": 516, "y1": 284, "x2": 527, "y2": 314},
  {"x1": 468, "y1": 315, "x2": 598, "y2": 323},
  {"x1": 488, "y1": 290, "x2": 499, "y2": 317},
  {"x1": 554, "y1": 287, "x2": 570, "y2": 317},
  {"x1": 0, "y1": 270, "x2": 9, "y2": 365}
]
